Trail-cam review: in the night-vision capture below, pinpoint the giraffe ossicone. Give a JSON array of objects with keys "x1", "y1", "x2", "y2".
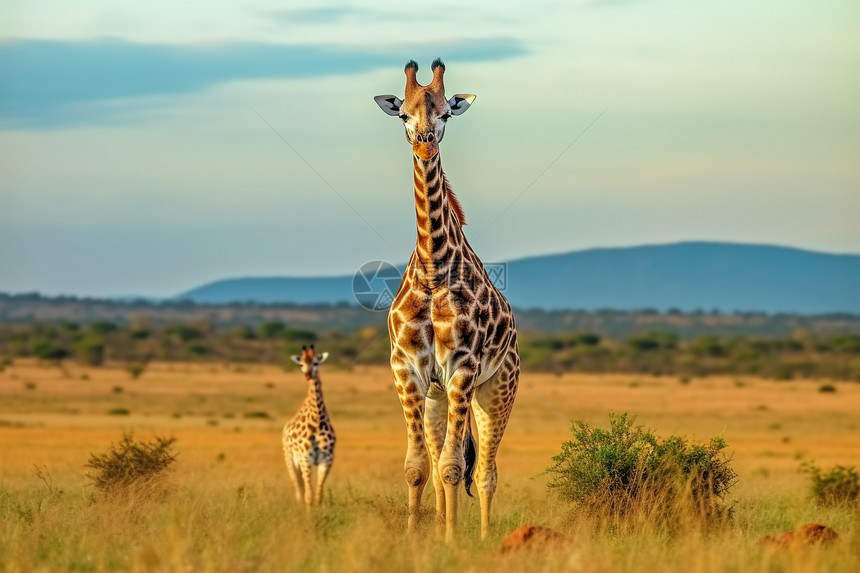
[
  {"x1": 282, "y1": 345, "x2": 336, "y2": 508},
  {"x1": 374, "y1": 60, "x2": 520, "y2": 542}
]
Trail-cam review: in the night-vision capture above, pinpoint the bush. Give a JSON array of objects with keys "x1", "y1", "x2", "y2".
[
  {"x1": 107, "y1": 407, "x2": 130, "y2": 416},
  {"x1": 125, "y1": 362, "x2": 147, "y2": 379},
  {"x1": 85, "y1": 433, "x2": 176, "y2": 494},
  {"x1": 243, "y1": 411, "x2": 270, "y2": 419},
  {"x1": 544, "y1": 413, "x2": 736, "y2": 529},
  {"x1": 818, "y1": 384, "x2": 837, "y2": 393},
  {"x1": 801, "y1": 462, "x2": 859, "y2": 507}
]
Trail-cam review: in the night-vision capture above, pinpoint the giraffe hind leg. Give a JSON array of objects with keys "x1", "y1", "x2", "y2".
[
  {"x1": 314, "y1": 462, "x2": 332, "y2": 506},
  {"x1": 471, "y1": 357, "x2": 518, "y2": 540}
]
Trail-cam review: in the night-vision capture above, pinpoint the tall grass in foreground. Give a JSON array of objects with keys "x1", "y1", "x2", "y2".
[{"x1": 1, "y1": 466, "x2": 858, "y2": 573}]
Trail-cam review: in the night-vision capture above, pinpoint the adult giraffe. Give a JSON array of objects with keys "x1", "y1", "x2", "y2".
[{"x1": 374, "y1": 59, "x2": 519, "y2": 542}]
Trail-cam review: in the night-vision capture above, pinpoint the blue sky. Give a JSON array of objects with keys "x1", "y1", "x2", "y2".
[{"x1": 1, "y1": 0, "x2": 858, "y2": 297}]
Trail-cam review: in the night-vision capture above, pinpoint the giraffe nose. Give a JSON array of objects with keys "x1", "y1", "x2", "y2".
[{"x1": 416, "y1": 131, "x2": 436, "y2": 143}]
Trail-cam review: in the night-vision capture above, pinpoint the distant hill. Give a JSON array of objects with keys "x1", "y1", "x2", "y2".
[{"x1": 175, "y1": 242, "x2": 860, "y2": 314}]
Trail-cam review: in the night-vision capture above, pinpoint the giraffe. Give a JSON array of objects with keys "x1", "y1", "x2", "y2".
[
  {"x1": 374, "y1": 59, "x2": 520, "y2": 542},
  {"x1": 282, "y1": 345, "x2": 336, "y2": 508}
]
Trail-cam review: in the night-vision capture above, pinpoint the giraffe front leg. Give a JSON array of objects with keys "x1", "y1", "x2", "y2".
[
  {"x1": 424, "y1": 390, "x2": 448, "y2": 535},
  {"x1": 282, "y1": 438, "x2": 304, "y2": 503},
  {"x1": 438, "y1": 365, "x2": 478, "y2": 543},
  {"x1": 393, "y1": 363, "x2": 429, "y2": 533}
]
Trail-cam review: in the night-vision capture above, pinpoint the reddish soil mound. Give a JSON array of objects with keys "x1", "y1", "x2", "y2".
[
  {"x1": 759, "y1": 523, "x2": 839, "y2": 548},
  {"x1": 500, "y1": 525, "x2": 567, "y2": 554}
]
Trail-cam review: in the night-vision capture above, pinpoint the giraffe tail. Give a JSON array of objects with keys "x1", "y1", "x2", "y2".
[{"x1": 463, "y1": 406, "x2": 476, "y2": 497}]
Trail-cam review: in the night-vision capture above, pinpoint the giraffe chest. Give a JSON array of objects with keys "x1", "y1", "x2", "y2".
[{"x1": 389, "y1": 284, "x2": 513, "y2": 390}]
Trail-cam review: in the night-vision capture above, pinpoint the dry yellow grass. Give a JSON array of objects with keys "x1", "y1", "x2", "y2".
[{"x1": 1, "y1": 359, "x2": 858, "y2": 571}]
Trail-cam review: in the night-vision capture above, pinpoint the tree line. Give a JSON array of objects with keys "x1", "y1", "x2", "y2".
[{"x1": 1, "y1": 319, "x2": 858, "y2": 381}]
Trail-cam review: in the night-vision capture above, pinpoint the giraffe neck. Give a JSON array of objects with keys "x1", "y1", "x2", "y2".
[
  {"x1": 412, "y1": 153, "x2": 464, "y2": 282},
  {"x1": 303, "y1": 374, "x2": 326, "y2": 415}
]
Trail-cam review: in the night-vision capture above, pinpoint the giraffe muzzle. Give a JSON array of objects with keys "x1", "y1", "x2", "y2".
[{"x1": 413, "y1": 131, "x2": 439, "y2": 159}]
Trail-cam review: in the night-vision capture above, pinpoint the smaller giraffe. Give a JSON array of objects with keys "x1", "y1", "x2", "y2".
[{"x1": 282, "y1": 345, "x2": 336, "y2": 508}]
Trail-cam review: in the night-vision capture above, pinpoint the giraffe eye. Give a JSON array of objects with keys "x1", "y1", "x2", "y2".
[
  {"x1": 399, "y1": 114, "x2": 409, "y2": 122},
  {"x1": 439, "y1": 113, "x2": 450, "y2": 121}
]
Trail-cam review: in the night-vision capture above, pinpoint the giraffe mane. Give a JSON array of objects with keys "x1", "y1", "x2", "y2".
[{"x1": 443, "y1": 175, "x2": 466, "y2": 226}]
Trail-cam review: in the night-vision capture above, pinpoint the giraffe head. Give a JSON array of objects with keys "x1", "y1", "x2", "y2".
[
  {"x1": 374, "y1": 59, "x2": 476, "y2": 159},
  {"x1": 289, "y1": 345, "x2": 329, "y2": 379}
]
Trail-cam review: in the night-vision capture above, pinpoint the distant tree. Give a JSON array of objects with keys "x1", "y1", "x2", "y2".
[
  {"x1": 89, "y1": 321, "x2": 118, "y2": 336},
  {"x1": 234, "y1": 325, "x2": 257, "y2": 340},
  {"x1": 167, "y1": 325, "x2": 202, "y2": 342},
  {"x1": 281, "y1": 327, "x2": 318, "y2": 343},
  {"x1": 75, "y1": 336, "x2": 105, "y2": 366},
  {"x1": 627, "y1": 332, "x2": 678, "y2": 352},
  {"x1": 692, "y1": 336, "x2": 725, "y2": 357},
  {"x1": 258, "y1": 321, "x2": 285, "y2": 340},
  {"x1": 32, "y1": 339, "x2": 68, "y2": 361},
  {"x1": 575, "y1": 333, "x2": 601, "y2": 346},
  {"x1": 829, "y1": 335, "x2": 860, "y2": 354}
]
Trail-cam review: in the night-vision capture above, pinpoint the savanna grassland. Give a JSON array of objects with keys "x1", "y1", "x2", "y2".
[{"x1": 1, "y1": 359, "x2": 859, "y2": 572}]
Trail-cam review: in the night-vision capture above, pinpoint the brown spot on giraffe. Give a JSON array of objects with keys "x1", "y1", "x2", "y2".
[
  {"x1": 281, "y1": 346, "x2": 336, "y2": 509},
  {"x1": 375, "y1": 59, "x2": 520, "y2": 543}
]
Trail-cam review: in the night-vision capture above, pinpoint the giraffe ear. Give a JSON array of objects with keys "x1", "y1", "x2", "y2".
[
  {"x1": 448, "y1": 94, "x2": 475, "y2": 116},
  {"x1": 319, "y1": 352, "x2": 329, "y2": 364},
  {"x1": 374, "y1": 95, "x2": 403, "y2": 116},
  {"x1": 290, "y1": 355, "x2": 302, "y2": 365}
]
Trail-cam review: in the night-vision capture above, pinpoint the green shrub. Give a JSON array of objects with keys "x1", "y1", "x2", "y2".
[
  {"x1": 544, "y1": 413, "x2": 736, "y2": 529},
  {"x1": 75, "y1": 336, "x2": 105, "y2": 366},
  {"x1": 801, "y1": 462, "x2": 859, "y2": 507},
  {"x1": 243, "y1": 411, "x2": 270, "y2": 419},
  {"x1": 85, "y1": 433, "x2": 176, "y2": 494},
  {"x1": 107, "y1": 408, "x2": 130, "y2": 416},
  {"x1": 818, "y1": 384, "x2": 837, "y2": 393}
]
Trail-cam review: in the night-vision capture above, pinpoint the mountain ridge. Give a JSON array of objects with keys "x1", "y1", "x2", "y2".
[{"x1": 175, "y1": 242, "x2": 860, "y2": 314}]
